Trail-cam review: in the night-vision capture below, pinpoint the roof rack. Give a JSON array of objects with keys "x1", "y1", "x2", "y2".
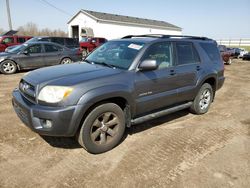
[{"x1": 122, "y1": 34, "x2": 211, "y2": 40}]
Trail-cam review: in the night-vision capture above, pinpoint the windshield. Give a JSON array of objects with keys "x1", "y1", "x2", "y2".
[
  {"x1": 80, "y1": 37, "x2": 89, "y2": 42},
  {"x1": 86, "y1": 41, "x2": 145, "y2": 69},
  {"x1": 8, "y1": 43, "x2": 28, "y2": 53}
]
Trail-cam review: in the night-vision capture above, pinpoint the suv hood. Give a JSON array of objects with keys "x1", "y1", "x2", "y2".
[{"x1": 23, "y1": 62, "x2": 123, "y2": 86}]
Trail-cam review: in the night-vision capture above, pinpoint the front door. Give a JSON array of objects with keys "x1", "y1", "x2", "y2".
[
  {"x1": 134, "y1": 42, "x2": 179, "y2": 116},
  {"x1": 17, "y1": 44, "x2": 44, "y2": 68}
]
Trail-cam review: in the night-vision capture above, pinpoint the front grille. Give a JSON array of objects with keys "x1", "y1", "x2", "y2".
[{"x1": 19, "y1": 79, "x2": 36, "y2": 103}]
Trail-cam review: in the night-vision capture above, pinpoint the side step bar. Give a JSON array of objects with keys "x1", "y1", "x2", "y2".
[{"x1": 131, "y1": 102, "x2": 193, "y2": 125}]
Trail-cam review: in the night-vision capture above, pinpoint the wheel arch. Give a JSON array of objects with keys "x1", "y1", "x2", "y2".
[
  {"x1": 0, "y1": 59, "x2": 20, "y2": 71},
  {"x1": 75, "y1": 96, "x2": 131, "y2": 136}
]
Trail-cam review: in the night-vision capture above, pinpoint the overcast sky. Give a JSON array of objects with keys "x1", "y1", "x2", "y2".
[{"x1": 1, "y1": 0, "x2": 250, "y2": 39}]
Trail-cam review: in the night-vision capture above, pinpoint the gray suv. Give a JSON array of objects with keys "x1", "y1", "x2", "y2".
[{"x1": 12, "y1": 35, "x2": 225, "y2": 153}]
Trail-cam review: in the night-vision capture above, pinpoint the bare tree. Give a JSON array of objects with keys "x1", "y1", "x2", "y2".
[
  {"x1": 0, "y1": 28, "x2": 6, "y2": 35},
  {"x1": 16, "y1": 22, "x2": 67, "y2": 37}
]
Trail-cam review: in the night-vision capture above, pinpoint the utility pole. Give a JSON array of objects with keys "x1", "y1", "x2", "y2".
[{"x1": 6, "y1": 0, "x2": 13, "y2": 30}]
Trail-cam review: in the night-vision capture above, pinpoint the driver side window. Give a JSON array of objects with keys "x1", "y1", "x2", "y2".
[
  {"x1": 142, "y1": 42, "x2": 173, "y2": 69},
  {"x1": 26, "y1": 45, "x2": 42, "y2": 54}
]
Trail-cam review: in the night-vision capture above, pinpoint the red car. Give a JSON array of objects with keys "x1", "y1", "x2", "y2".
[
  {"x1": 0, "y1": 35, "x2": 32, "y2": 52},
  {"x1": 218, "y1": 45, "x2": 232, "y2": 65},
  {"x1": 80, "y1": 37, "x2": 107, "y2": 58}
]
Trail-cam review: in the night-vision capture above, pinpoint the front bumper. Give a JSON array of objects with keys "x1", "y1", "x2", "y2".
[{"x1": 12, "y1": 89, "x2": 84, "y2": 136}]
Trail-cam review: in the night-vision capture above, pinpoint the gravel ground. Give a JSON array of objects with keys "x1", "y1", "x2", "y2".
[{"x1": 0, "y1": 59, "x2": 250, "y2": 188}]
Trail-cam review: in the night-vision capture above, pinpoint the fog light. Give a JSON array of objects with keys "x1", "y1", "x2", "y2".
[{"x1": 42, "y1": 119, "x2": 53, "y2": 129}]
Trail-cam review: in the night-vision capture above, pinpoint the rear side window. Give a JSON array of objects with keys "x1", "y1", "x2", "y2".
[
  {"x1": 51, "y1": 38, "x2": 64, "y2": 45},
  {"x1": 176, "y1": 42, "x2": 200, "y2": 65},
  {"x1": 44, "y1": 44, "x2": 62, "y2": 52},
  {"x1": 201, "y1": 43, "x2": 221, "y2": 61},
  {"x1": 17, "y1": 37, "x2": 26, "y2": 43}
]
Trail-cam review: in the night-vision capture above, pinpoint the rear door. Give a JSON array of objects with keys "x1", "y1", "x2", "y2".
[
  {"x1": 135, "y1": 41, "x2": 179, "y2": 116},
  {"x1": 44, "y1": 44, "x2": 63, "y2": 66},
  {"x1": 174, "y1": 41, "x2": 201, "y2": 103}
]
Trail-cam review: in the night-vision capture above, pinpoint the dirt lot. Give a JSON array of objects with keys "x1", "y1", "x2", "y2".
[{"x1": 0, "y1": 60, "x2": 250, "y2": 188}]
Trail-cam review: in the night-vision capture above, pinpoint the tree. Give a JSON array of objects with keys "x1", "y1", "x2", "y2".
[{"x1": 16, "y1": 22, "x2": 67, "y2": 37}]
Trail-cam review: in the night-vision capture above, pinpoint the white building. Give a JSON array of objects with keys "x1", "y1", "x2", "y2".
[{"x1": 68, "y1": 10, "x2": 182, "y2": 40}]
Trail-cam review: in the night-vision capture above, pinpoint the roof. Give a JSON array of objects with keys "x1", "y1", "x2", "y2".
[{"x1": 68, "y1": 10, "x2": 181, "y2": 31}]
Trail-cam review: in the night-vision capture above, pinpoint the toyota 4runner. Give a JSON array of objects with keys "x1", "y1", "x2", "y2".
[{"x1": 12, "y1": 35, "x2": 225, "y2": 154}]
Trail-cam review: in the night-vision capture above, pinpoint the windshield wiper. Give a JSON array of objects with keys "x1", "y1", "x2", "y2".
[
  {"x1": 94, "y1": 62, "x2": 116, "y2": 69},
  {"x1": 83, "y1": 59, "x2": 92, "y2": 64}
]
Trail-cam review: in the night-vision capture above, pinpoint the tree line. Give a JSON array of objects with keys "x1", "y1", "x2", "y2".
[{"x1": 0, "y1": 22, "x2": 67, "y2": 37}]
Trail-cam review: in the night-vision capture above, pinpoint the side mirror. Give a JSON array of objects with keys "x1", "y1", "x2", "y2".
[
  {"x1": 23, "y1": 50, "x2": 29, "y2": 55},
  {"x1": 138, "y1": 59, "x2": 158, "y2": 71}
]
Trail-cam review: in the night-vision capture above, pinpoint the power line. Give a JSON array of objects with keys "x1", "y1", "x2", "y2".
[{"x1": 38, "y1": 0, "x2": 73, "y2": 17}]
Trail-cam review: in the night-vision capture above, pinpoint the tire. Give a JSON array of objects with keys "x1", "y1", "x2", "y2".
[
  {"x1": 190, "y1": 83, "x2": 214, "y2": 114},
  {"x1": 60, "y1": 57, "x2": 72, "y2": 64},
  {"x1": 0, "y1": 60, "x2": 17, "y2": 74},
  {"x1": 78, "y1": 103, "x2": 125, "y2": 154},
  {"x1": 226, "y1": 58, "x2": 232, "y2": 65},
  {"x1": 82, "y1": 49, "x2": 88, "y2": 59}
]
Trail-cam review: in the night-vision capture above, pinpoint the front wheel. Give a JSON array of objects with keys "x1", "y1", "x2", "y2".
[
  {"x1": 78, "y1": 103, "x2": 125, "y2": 154},
  {"x1": 82, "y1": 49, "x2": 88, "y2": 59},
  {"x1": 0, "y1": 60, "x2": 17, "y2": 74},
  {"x1": 60, "y1": 57, "x2": 72, "y2": 64},
  {"x1": 190, "y1": 83, "x2": 214, "y2": 114}
]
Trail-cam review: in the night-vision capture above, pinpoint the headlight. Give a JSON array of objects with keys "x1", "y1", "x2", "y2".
[{"x1": 38, "y1": 86, "x2": 73, "y2": 103}]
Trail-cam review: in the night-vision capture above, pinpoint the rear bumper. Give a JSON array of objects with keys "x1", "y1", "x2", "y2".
[
  {"x1": 12, "y1": 89, "x2": 85, "y2": 137},
  {"x1": 217, "y1": 76, "x2": 225, "y2": 91}
]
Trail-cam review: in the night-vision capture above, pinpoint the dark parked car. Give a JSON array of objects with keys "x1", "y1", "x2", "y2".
[
  {"x1": 227, "y1": 47, "x2": 241, "y2": 58},
  {"x1": 0, "y1": 41, "x2": 81, "y2": 74},
  {"x1": 242, "y1": 52, "x2": 250, "y2": 60},
  {"x1": 27, "y1": 37, "x2": 79, "y2": 49},
  {"x1": 12, "y1": 35, "x2": 225, "y2": 153}
]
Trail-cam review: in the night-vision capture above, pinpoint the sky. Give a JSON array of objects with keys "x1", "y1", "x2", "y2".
[{"x1": 0, "y1": 0, "x2": 250, "y2": 39}]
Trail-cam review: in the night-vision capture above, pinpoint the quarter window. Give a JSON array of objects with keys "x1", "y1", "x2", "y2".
[
  {"x1": 201, "y1": 43, "x2": 221, "y2": 61},
  {"x1": 176, "y1": 42, "x2": 200, "y2": 65},
  {"x1": 142, "y1": 42, "x2": 173, "y2": 69}
]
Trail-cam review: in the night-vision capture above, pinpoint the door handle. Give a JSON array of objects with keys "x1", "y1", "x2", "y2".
[
  {"x1": 170, "y1": 70, "x2": 176, "y2": 75},
  {"x1": 196, "y1": 66, "x2": 201, "y2": 71}
]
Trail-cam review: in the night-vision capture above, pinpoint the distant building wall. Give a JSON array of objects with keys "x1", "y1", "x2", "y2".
[
  {"x1": 68, "y1": 12, "x2": 182, "y2": 40},
  {"x1": 217, "y1": 39, "x2": 250, "y2": 46}
]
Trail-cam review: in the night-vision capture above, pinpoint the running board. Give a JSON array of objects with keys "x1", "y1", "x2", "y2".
[{"x1": 131, "y1": 102, "x2": 193, "y2": 125}]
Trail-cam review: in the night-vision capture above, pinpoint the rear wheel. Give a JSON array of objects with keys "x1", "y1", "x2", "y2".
[
  {"x1": 190, "y1": 83, "x2": 213, "y2": 114},
  {"x1": 78, "y1": 103, "x2": 125, "y2": 154},
  {"x1": 60, "y1": 57, "x2": 72, "y2": 64},
  {"x1": 0, "y1": 60, "x2": 17, "y2": 74},
  {"x1": 226, "y1": 58, "x2": 232, "y2": 65},
  {"x1": 82, "y1": 49, "x2": 88, "y2": 59}
]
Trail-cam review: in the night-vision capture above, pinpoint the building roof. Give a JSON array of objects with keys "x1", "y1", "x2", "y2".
[{"x1": 68, "y1": 10, "x2": 182, "y2": 31}]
